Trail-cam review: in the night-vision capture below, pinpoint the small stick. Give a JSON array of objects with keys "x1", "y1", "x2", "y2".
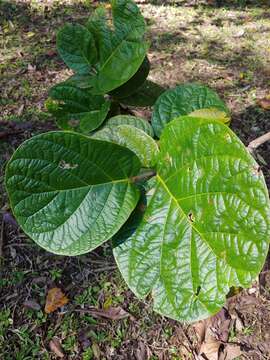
[
  {"x1": 247, "y1": 132, "x2": 270, "y2": 154},
  {"x1": 131, "y1": 170, "x2": 156, "y2": 183}
]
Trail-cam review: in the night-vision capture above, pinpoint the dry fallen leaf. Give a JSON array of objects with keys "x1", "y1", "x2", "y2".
[
  {"x1": 49, "y1": 337, "x2": 65, "y2": 358},
  {"x1": 257, "y1": 95, "x2": 270, "y2": 110},
  {"x1": 23, "y1": 299, "x2": 41, "y2": 311},
  {"x1": 219, "y1": 344, "x2": 242, "y2": 360},
  {"x1": 85, "y1": 306, "x2": 133, "y2": 320},
  {"x1": 92, "y1": 342, "x2": 101, "y2": 359},
  {"x1": 194, "y1": 308, "x2": 232, "y2": 360},
  {"x1": 45, "y1": 287, "x2": 68, "y2": 314}
]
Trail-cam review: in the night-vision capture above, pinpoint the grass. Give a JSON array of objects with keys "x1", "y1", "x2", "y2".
[{"x1": 1, "y1": 0, "x2": 270, "y2": 359}]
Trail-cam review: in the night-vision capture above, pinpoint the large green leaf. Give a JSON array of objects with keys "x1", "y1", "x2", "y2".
[
  {"x1": 104, "y1": 115, "x2": 154, "y2": 137},
  {"x1": 109, "y1": 57, "x2": 150, "y2": 99},
  {"x1": 5, "y1": 131, "x2": 141, "y2": 256},
  {"x1": 93, "y1": 125, "x2": 159, "y2": 167},
  {"x1": 57, "y1": 24, "x2": 97, "y2": 74},
  {"x1": 120, "y1": 80, "x2": 166, "y2": 107},
  {"x1": 152, "y1": 83, "x2": 230, "y2": 137},
  {"x1": 114, "y1": 116, "x2": 270, "y2": 322},
  {"x1": 47, "y1": 83, "x2": 110, "y2": 133},
  {"x1": 86, "y1": 0, "x2": 148, "y2": 94}
]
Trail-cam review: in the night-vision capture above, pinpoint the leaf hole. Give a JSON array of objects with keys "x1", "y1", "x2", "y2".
[
  {"x1": 251, "y1": 165, "x2": 262, "y2": 176},
  {"x1": 59, "y1": 160, "x2": 78, "y2": 170},
  {"x1": 195, "y1": 286, "x2": 201, "y2": 296},
  {"x1": 188, "y1": 212, "x2": 195, "y2": 222}
]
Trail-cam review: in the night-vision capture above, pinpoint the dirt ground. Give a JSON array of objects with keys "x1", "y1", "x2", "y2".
[{"x1": 1, "y1": 0, "x2": 270, "y2": 359}]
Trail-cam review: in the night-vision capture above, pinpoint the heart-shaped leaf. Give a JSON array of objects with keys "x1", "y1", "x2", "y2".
[
  {"x1": 119, "y1": 80, "x2": 166, "y2": 107},
  {"x1": 104, "y1": 115, "x2": 154, "y2": 137},
  {"x1": 86, "y1": 0, "x2": 148, "y2": 94},
  {"x1": 93, "y1": 125, "x2": 159, "y2": 167},
  {"x1": 114, "y1": 116, "x2": 270, "y2": 322},
  {"x1": 47, "y1": 83, "x2": 110, "y2": 133},
  {"x1": 152, "y1": 83, "x2": 230, "y2": 137},
  {"x1": 57, "y1": 24, "x2": 97, "y2": 74},
  {"x1": 5, "y1": 131, "x2": 141, "y2": 255}
]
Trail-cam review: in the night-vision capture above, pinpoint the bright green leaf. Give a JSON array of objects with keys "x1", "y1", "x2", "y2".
[
  {"x1": 93, "y1": 125, "x2": 159, "y2": 167},
  {"x1": 5, "y1": 131, "x2": 141, "y2": 255},
  {"x1": 189, "y1": 108, "x2": 231, "y2": 125},
  {"x1": 152, "y1": 83, "x2": 230, "y2": 137},
  {"x1": 104, "y1": 115, "x2": 154, "y2": 137},
  {"x1": 57, "y1": 24, "x2": 97, "y2": 74},
  {"x1": 114, "y1": 116, "x2": 270, "y2": 322},
  {"x1": 48, "y1": 83, "x2": 110, "y2": 133}
]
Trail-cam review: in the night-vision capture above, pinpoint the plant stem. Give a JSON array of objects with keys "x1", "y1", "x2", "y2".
[
  {"x1": 248, "y1": 132, "x2": 270, "y2": 154},
  {"x1": 131, "y1": 170, "x2": 156, "y2": 183}
]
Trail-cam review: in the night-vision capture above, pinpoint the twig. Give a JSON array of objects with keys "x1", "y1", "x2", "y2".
[
  {"x1": 131, "y1": 170, "x2": 156, "y2": 183},
  {"x1": 247, "y1": 132, "x2": 270, "y2": 154}
]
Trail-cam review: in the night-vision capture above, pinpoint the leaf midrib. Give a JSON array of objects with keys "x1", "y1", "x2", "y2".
[{"x1": 156, "y1": 174, "x2": 237, "y2": 267}]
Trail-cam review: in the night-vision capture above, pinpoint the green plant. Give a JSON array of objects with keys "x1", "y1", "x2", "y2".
[
  {"x1": 4, "y1": 0, "x2": 270, "y2": 323},
  {"x1": 46, "y1": 0, "x2": 165, "y2": 133}
]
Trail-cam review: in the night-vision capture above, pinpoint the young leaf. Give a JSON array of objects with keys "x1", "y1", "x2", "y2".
[
  {"x1": 48, "y1": 83, "x2": 110, "y2": 133},
  {"x1": 109, "y1": 57, "x2": 150, "y2": 99},
  {"x1": 104, "y1": 115, "x2": 154, "y2": 137},
  {"x1": 152, "y1": 83, "x2": 230, "y2": 137},
  {"x1": 119, "y1": 80, "x2": 166, "y2": 107},
  {"x1": 57, "y1": 24, "x2": 97, "y2": 74},
  {"x1": 87, "y1": 0, "x2": 148, "y2": 94},
  {"x1": 189, "y1": 108, "x2": 231, "y2": 125},
  {"x1": 89, "y1": 40, "x2": 148, "y2": 95},
  {"x1": 93, "y1": 125, "x2": 159, "y2": 167},
  {"x1": 5, "y1": 131, "x2": 141, "y2": 256},
  {"x1": 114, "y1": 116, "x2": 270, "y2": 322}
]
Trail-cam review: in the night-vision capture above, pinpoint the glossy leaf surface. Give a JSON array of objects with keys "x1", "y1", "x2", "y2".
[
  {"x1": 104, "y1": 115, "x2": 154, "y2": 137},
  {"x1": 6, "y1": 132, "x2": 141, "y2": 255},
  {"x1": 109, "y1": 57, "x2": 150, "y2": 99},
  {"x1": 48, "y1": 83, "x2": 110, "y2": 133},
  {"x1": 152, "y1": 83, "x2": 230, "y2": 137},
  {"x1": 114, "y1": 117, "x2": 270, "y2": 322},
  {"x1": 119, "y1": 80, "x2": 166, "y2": 107},
  {"x1": 86, "y1": 0, "x2": 148, "y2": 94},
  {"x1": 57, "y1": 24, "x2": 97, "y2": 74},
  {"x1": 93, "y1": 125, "x2": 159, "y2": 167}
]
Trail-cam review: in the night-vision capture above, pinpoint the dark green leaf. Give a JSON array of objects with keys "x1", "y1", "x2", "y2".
[
  {"x1": 114, "y1": 116, "x2": 270, "y2": 322},
  {"x1": 86, "y1": 0, "x2": 148, "y2": 94},
  {"x1": 120, "y1": 80, "x2": 166, "y2": 107},
  {"x1": 109, "y1": 57, "x2": 150, "y2": 99},
  {"x1": 57, "y1": 24, "x2": 97, "y2": 74},
  {"x1": 48, "y1": 83, "x2": 110, "y2": 133},
  {"x1": 152, "y1": 83, "x2": 230, "y2": 137},
  {"x1": 5, "y1": 131, "x2": 141, "y2": 255}
]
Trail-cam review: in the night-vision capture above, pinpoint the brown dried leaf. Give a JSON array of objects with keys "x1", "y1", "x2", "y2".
[
  {"x1": 86, "y1": 306, "x2": 132, "y2": 320},
  {"x1": 23, "y1": 299, "x2": 41, "y2": 311},
  {"x1": 194, "y1": 308, "x2": 232, "y2": 360},
  {"x1": 219, "y1": 344, "x2": 242, "y2": 360},
  {"x1": 257, "y1": 95, "x2": 270, "y2": 110},
  {"x1": 45, "y1": 288, "x2": 68, "y2": 314},
  {"x1": 92, "y1": 342, "x2": 101, "y2": 359},
  {"x1": 17, "y1": 104, "x2": 24, "y2": 116},
  {"x1": 49, "y1": 337, "x2": 65, "y2": 358}
]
